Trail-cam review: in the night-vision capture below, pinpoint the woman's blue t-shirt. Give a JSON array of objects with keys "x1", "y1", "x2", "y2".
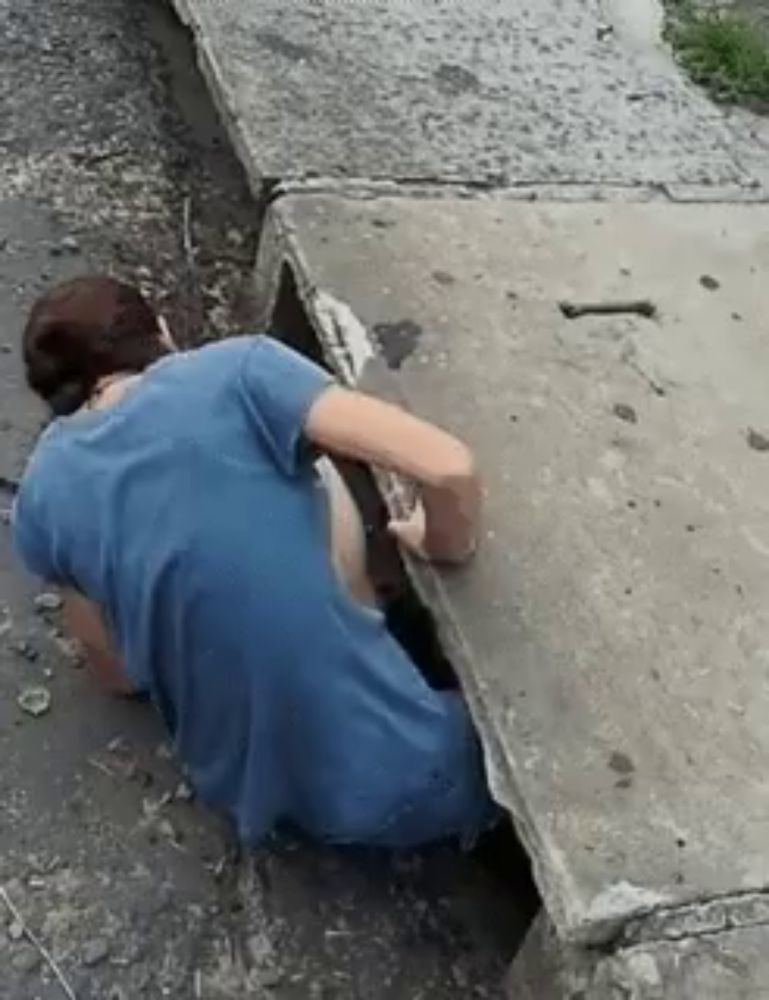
[{"x1": 13, "y1": 337, "x2": 494, "y2": 846}]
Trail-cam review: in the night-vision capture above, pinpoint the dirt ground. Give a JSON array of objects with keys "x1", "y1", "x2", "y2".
[{"x1": 0, "y1": 2, "x2": 530, "y2": 997}]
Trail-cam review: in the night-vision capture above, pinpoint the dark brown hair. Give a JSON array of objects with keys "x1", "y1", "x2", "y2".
[{"x1": 23, "y1": 275, "x2": 170, "y2": 415}]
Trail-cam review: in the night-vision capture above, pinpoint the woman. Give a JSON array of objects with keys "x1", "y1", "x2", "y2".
[{"x1": 13, "y1": 275, "x2": 497, "y2": 847}]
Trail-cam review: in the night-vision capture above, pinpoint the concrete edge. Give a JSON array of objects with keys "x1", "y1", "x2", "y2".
[
  {"x1": 169, "y1": 0, "x2": 266, "y2": 197},
  {"x1": 168, "y1": 0, "x2": 768, "y2": 206}
]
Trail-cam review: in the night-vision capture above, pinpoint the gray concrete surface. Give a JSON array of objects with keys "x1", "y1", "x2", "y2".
[
  {"x1": 0, "y1": 3, "x2": 526, "y2": 998},
  {"x1": 172, "y1": 0, "x2": 764, "y2": 191},
  {"x1": 255, "y1": 192, "x2": 769, "y2": 952},
  {"x1": 508, "y1": 909, "x2": 769, "y2": 999}
]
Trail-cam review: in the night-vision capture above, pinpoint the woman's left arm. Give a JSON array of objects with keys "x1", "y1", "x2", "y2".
[{"x1": 62, "y1": 589, "x2": 134, "y2": 695}]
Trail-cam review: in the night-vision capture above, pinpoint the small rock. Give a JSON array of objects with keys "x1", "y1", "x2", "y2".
[
  {"x1": 158, "y1": 819, "x2": 177, "y2": 841},
  {"x1": 612, "y1": 402, "x2": 637, "y2": 424},
  {"x1": 747, "y1": 428, "x2": 769, "y2": 452},
  {"x1": 0, "y1": 343, "x2": 11, "y2": 354},
  {"x1": 12, "y1": 945, "x2": 41, "y2": 974},
  {"x1": 17, "y1": 686, "x2": 51, "y2": 717},
  {"x1": 0, "y1": 507, "x2": 11, "y2": 526},
  {"x1": 0, "y1": 610, "x2": 12, "y2": 639},
  {"x1": 252, "y1": 968, "x2": 284, "y2": 990},
  {"x1": 7, "y1": 919, "x2": 24, "y2": 942},
  {"x1": 450, "y1": 963, "x2": 469, "y2": 989},
  {"x1": 699, "y1": 273, "x2": 720, "y2": 291},
  {"x1": 11, "y1": 639, "x2": 39, "y2": 662},
  {"x1": 82, "y1": 937, "x2": 110, "y2": 967},
  {"x1": 60, "y1": 235, "x2": 80, "y2": 254},
  {"x1": 173, "y1": 780, "x2": 194, "y2": 803},
  {"x1": 33, "y1": 591, "x2": 63, "y2": 613},
  {"x1": 51, "y1": 634, "x2": 83, "y2": 666}
]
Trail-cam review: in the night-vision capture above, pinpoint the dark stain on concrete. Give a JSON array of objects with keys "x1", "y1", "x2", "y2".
[
  {"x1": 255, "y1": 30, "x2": 315, "y2": 63},
  {"x1": 433, "y1": 63, "x2": 481, "y2": 96},
  {"x1": 608, "y1": 751, "x2": 636, "y2": 776},
  {"x1": 373, "y1": 319, "x2": 423, "y2": 370},
  {"x1": 612, "y1": 402, "x2": 637, "y2": 424},
  {"x1": 747, "y1": 428, "x2": 769, "y2": 452}
]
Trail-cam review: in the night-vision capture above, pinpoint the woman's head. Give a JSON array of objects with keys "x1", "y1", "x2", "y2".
[{"x1": 23, "y1": 275, "x2": 173, "y2": 416}]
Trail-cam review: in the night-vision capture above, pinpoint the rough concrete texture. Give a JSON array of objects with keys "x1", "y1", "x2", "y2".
[
  {"x1": 507, "y1": 910, "x2": 769, "y2": 999},
  {"x1": 171, "y1": 0, "x2": 763, "y2": 190},
  {"x1": 255, "y1": 192, "x2": 769, "y2": 950},
  {"x1": 0, "y1": 3, "x2": 526, "y2": 997}
]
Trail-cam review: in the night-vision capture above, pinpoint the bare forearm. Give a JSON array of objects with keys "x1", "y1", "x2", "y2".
[
  {"x1": 421, "y1": 473, "x2": 482, "y2": 563},
  {"x1": 62, "y1": 590, "x2": 133, "y2": 694}
]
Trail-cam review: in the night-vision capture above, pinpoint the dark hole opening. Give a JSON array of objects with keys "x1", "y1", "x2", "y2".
[{"x1": 268, "y1": 260, "x2": 542, "y2": 932}]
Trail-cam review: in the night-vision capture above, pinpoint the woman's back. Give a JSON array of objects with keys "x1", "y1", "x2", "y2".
[{"x1": 14, "y1": 337, "x2": 494, "y2": 845}]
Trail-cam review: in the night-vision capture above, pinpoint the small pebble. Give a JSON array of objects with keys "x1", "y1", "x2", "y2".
[
  {"x1": 51, "y1": 634, "x2": 83, "y2": 666},
  {"x1": 33, "y1": 591, "x2": 63, "y2": 613},
  {"x1": 7, "y1": 919, "x2": 24, "y2": 942},
  {"x1": 82, "y1": 937, "x2": 110, "y2": 968},
  {"x1": 158, "y1": 818, "x2": 178, "y2": 842},
  {"x1": 699, "y1": 274, "x2": 720, "y2": 291},
  {"x1": 0, "y1": 507, "x2": 10, "y2": 525},
  {"x1": 17, "y1": 685, "x2": 51, "y2": 717},
  {"x1": 60, "y1": 235, "x2": 80, "y2": 254},
  {"x1": 254, "y1": 968, "x2": 284, "y2": 990},
  {"x1": 11, "y1": 639, "x2": 39, "y2": 662},
  {"x1": 173, "y1": 781, "x2": 194, "y2": 803}
]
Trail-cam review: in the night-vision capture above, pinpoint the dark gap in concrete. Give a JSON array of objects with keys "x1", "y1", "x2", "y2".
[
  {"x1": 268, "y1": 259, "x2": 543, "y2": 935},
  {"x1": 138, "y1": 0, "x2": 265, "y2": 344}
]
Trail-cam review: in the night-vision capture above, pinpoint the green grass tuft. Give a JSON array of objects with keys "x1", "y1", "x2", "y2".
[{"x1": 666, "y1": 3, "x2": 769, "y2": 106}]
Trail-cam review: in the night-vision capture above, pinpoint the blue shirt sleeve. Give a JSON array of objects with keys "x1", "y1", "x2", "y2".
[{"x1": 238, "y1": 336, "x2": 333, "y2": 476}]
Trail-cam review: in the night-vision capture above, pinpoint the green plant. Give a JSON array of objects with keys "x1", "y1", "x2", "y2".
[{"x1": 665, "y1": 3, "x2": 769, "y2": 106}]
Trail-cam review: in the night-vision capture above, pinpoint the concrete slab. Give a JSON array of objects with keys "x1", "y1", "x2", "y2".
[
  {"x1": 172, "y1": 0, "x2": 756, "y2": 190},
  {"x1": 508, "y1": 910, "x2": 769, "y2": 999},
  {"x1": 255, "y1": 192, "x2": 769, "y2": 945}
]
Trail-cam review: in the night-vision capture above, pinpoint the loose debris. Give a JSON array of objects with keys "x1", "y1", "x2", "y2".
[
  {"x1": 559, "y1": 299, "x2": 657, "y2": 319},
  {"x1": 612, "y1": 403, "x2": 638, "y2": 424},
  {"x1": 11, "y1": 638, "x2": 39, "y2": 662},
  {"x1": 81, "y1": 937, "x2": 110, "y2": 968},
  {"x1": 747, "y1": 428, "x2": 769, "y2": 452},
  {"x1": 33, "y1": 591, "x2": 63, "y2": 614},
  {"x1": 0, "y1": 884, "x2": 78, "y2": 1000},
  {"x1": 17, "y1": 685, "x2": 52, "y2": 717}
]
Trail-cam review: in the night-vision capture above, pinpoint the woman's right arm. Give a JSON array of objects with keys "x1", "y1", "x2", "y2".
[{"x1": 305, "y1": 386, "x2": 481, "y2": 565}]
